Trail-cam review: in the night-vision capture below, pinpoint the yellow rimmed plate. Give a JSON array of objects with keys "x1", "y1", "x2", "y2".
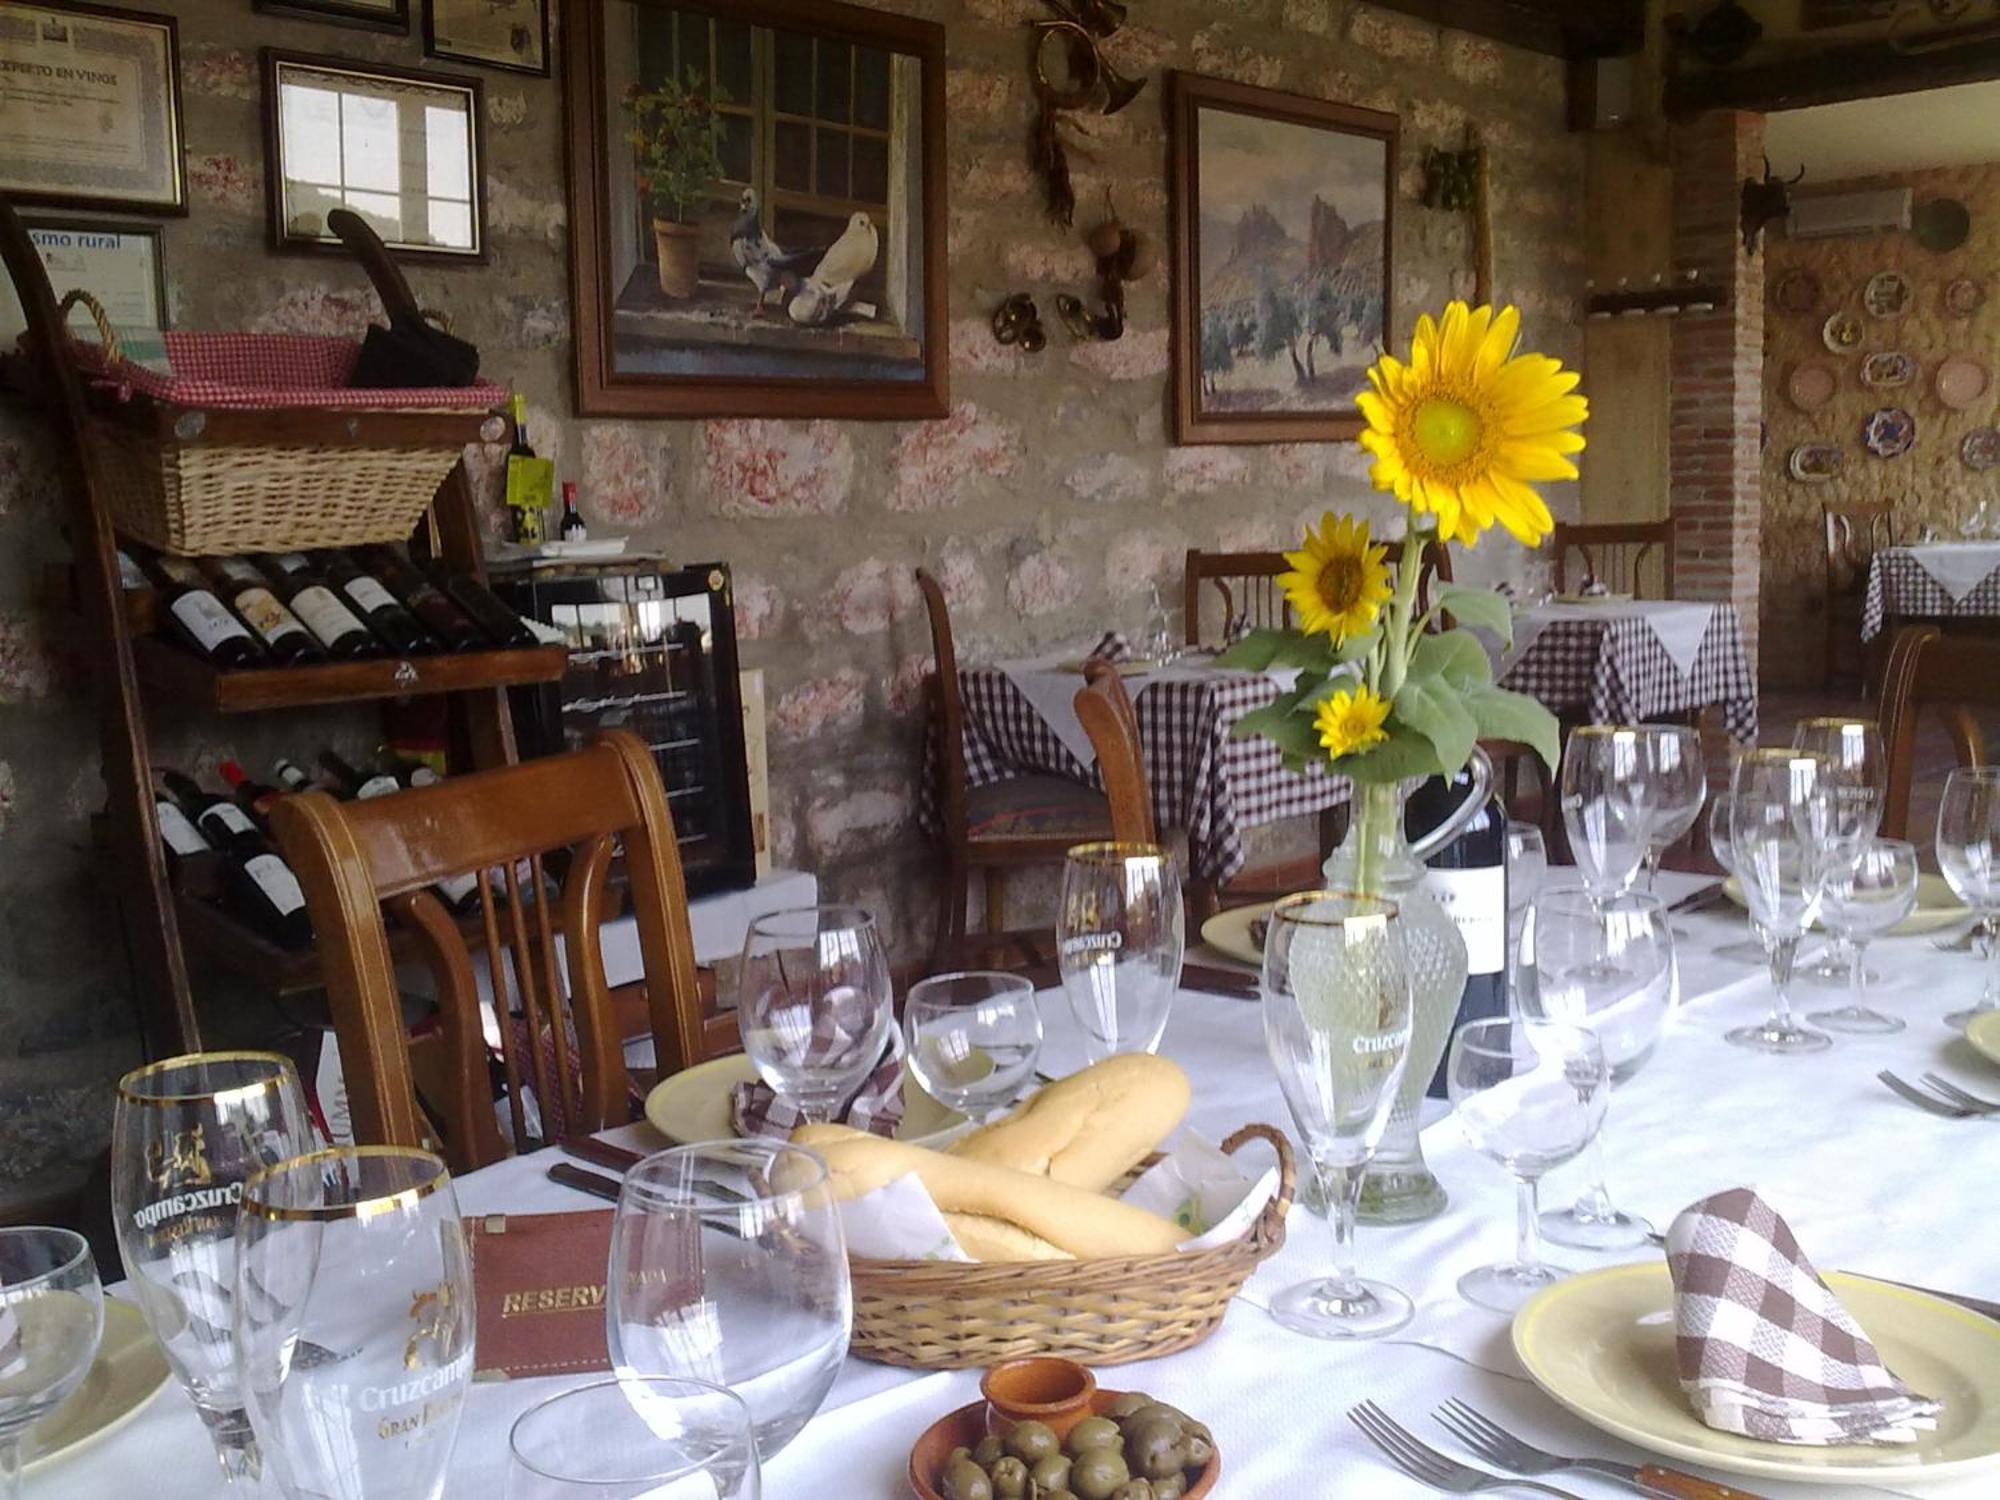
[
  {"x1": 643, "y1": 1054, "x2": 968, "y2": 1148},
  {"x1": 1513, "y1": 1262, "x2": 2000, "y2": 1484},
  {"x1": 1967, "y1": 1010, "x2": 2000, "y2": 1070},
  {"x1": 1721, "y1": 872, "x2": 1965, "y2": 937},
  {"x1": 25, "y1": 1300, "x2": 171, "y2": 1474},
  {"x1": 1199, "y1": 901, "x2": 1274, "y2": 968}
]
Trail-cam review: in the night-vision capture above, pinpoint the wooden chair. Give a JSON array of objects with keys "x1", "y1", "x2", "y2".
[
  {"x1": 1824, "y1": 499, "x2": 1898, "y2": 691},
  {"x1": 916, "y1": 569, "x2": 1111, "y2": 962},
  {"x1": 268, "y1": 729, "x2": 705, "y2": 1171},
  {"x1": 1875, "y1": 625, "x2": 1991, "y2": 841},
  {"x1": 1182, "y1": 541, "x2": 1452, "y2": 649},
  {"x1": 1076, "y1": 660, "x2": 1156, "y2": 844},
  {"x1": 1551, "y1": 520, "x2": 1675, "y2": 598}
]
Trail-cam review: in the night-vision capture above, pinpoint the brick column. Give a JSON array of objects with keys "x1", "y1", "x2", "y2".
[{"x1": 1669, "y1": 110, "x2": 1766, "y2": 678}]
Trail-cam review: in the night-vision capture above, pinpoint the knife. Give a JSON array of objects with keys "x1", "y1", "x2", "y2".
[
  {"x1": 547, "y1": 1162, "x2": 623, "y2": 1203},
  {"x1": 1182, "y1": 963, "x2": 1259, "y2": 1001},
  {"x1": 560, "y1": 1135, "x2": 646, "y2": 1174},
  {"x1": 1625, "y1": 1466, "x2": 1767, "y2": 1498},
  {"x1": 1665, "y1": 880, "x2": 1728, "y2": 916}
]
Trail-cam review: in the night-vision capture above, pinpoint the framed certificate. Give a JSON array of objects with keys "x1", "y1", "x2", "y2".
[
  {"x1": 0, "y1": 1, "x2": 186, "y2": 213},
  {"x1": 425, "y1": 0, "x2": 547, "y2": 77},
  {"x1": 0, "y1": 216, "x2": 165, "y2": 349},
  {"x1": 251, "y1": 0, "x2": 410, "y2": 34}
]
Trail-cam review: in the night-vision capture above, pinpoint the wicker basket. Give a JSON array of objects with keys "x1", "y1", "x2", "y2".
[{"x1": 848, "y1": 1123, "x2": 1295, "y2": 1370}]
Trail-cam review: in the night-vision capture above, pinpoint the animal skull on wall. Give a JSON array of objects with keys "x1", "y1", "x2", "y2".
[{"x1": 1741, "y1": 155, "x2": 1804, "y2": 255}]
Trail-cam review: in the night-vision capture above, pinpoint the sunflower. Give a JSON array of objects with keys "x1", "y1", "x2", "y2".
[
  {"x1": 1314, "y1": 684, "x2": 1392, "y2": 760},
  {"x1": 1277, "y1": 512, "x2": 1393, "y2": 645},
  {"x1": 1355, "y1": 302, "x2": 1588, "y2": 549}
]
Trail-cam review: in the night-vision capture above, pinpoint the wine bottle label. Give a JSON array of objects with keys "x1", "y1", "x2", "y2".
[
  {"x1": 1423, "y1": 866, "x2": 1507, "y2": 975},
  {"x1": 169, "y1": 591, "x2": 253, "y2": 651},
  {"x1": 233, "y1": 587, "x2": 310, "y2": 645},
  {"x1": 341, "y1": 576, "x2": 400, "y2": 616},
  {"x1": 155, "y1": 555, "x2": 203, "y2": 588},
  {"x1": 212, "y1": 557, "x2": 264, "y2": 587},
  {"x1": 356, "y1": 774, "x2": 401, "y2": 800},
  {"x1": 290, "y1": 585, "x2": 367, "y2": 645},
  {"x1": 206, "y1": 803, "x2": 258, "y2": 839},
  {"x1": 407, "y1": 766, "x2": 441, "y2": 787},
  {"x1": 156, "y1": 802, "x2": 209, "y2": 856},
  {"x1": 271, "y1": 552, "x2": 312, "y2": 572},
  {"x1": 244, "y1": 853, "x2": 307, "y2": 916}
]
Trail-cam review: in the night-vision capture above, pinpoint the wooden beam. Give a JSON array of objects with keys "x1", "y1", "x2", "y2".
[
  {"x1": 1358, "y1": 0, "x2": 1643, "y2": 59},
  {"x1": 1666, "y1": 33, "x2": 2000, "y2": 117}
]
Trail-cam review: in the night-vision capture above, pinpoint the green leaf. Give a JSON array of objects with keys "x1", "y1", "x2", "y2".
[
  {"x1": 1389, "y1": 677, "x2": 1479, "y2": 776},
  {"x1": 1215, "y1": 628, "x2": 1373, "y2": 674},
  {"x1": 1215, "y1": 629, "x2": 1285, "y2": 671},
  {"x1": 1238, "y1": 706, "x2": 1323, "y2": 765},
  {"x1": 1409, "y1": 629, "x2": 1493, "y2": 691},
  {"x1": 1436, "y1": 584, "x2": 1514, "y2": 644},
  {"x1": 1334, "y1": 724, "x2": 1445, "y2": 784},
  {"x1": 1461, "y1": 684, "x2": 1562, "y2": 770}
]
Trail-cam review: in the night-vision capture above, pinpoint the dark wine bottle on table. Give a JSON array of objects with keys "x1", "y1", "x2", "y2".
[
  {"x1": 160, "y1": 770, "x2": 312, "y2": 950},
  {"x1": 1407, "y1": 767, "x2": 1509, "y2": 1098},
  {"x1": 255, "y1": 554, "x2": 378, "y2": 660},
  {"x1": 353, "y1": 547, "x2": 487, "y2": 653},
  {"x1": 196, "y1": 558, "x2": 324, "y2": 667},
  {"x1": 142, "y1": 555, "x2": 265, "y2": 669},
  {"x1": 319, "y1": 749, "x2": 402, "y2": 801},
  {"x1": 318, "y1": 551, "x2": 440, "y2": 656},
  {"x1": 430, "y1": 566, "x2": 538, "y2": 649}
]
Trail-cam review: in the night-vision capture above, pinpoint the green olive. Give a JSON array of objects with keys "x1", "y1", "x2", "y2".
[
  {"x1": 1030, "y1": 1453, "x2": 1073, "y2": 1493},
  {"x1": 1121, "y1": 1416, "x2": 1188, "y2": 1482},
  {"x1": 1181, "y1": 1432, "x2": 1213, "y2": 1469},
  {"x1": 947, "y1": 1446, "x2": 973, "y2": 1468},
  {"x1": 1152, "y1": 1477, "x2": 1185, "y2": 1500},
  {"x1": 990, "y1": 1455, "x2": 1031, "y2": 1499},
  {"x1": 942, "y1": 1457, "x2": 994, "y2": 1500},
  {"x1": 974, "y1": 1435, "x2": 1007, "y2": 1468},
  {"x1": 1067, "y1": 1447, "x2": 1131, "y2": 1500},
  {"x1": 1108, "y1": 1483, "x2": 1155, "y2": 1500},
  {"x1": 1004, "y1": 1421, "x2": 1060, "y2": 1466},
  {"x1": 1066, "y1": 1417, "x2": 1123, "y2": 1456},
  {"x1": 1104, "y1": 1392, "x2": 1153, "y2": 1420}
]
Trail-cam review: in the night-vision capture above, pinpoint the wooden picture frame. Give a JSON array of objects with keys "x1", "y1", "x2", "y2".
[
  {"x1": 262, "y1": 50, "x2": 487, "y2": 263},
  {"x1": 424, "y1": 0, "x2": 548, "y2": 76},
  {"x1": 0, "y1": 215, "x2": 166, "y2": 349},
  {"x1": 1168, "y1": 71, "x2": 1397, "y2": 446},
  {"x1": 563, "y1": 0, "x2": 949, "y2": 420},
  {"x1": 252, "y1": 0, "x2": 410, "y2": 34},
  {"x1": 0, "y1": 0, "x2": 186, "y2": 214}
]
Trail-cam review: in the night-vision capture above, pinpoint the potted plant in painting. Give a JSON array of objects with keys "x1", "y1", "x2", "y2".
[{"x1": 623, "y1": 74, "x2": 726, "y2": 298}]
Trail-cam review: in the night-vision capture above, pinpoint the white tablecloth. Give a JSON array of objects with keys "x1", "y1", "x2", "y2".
[
  {"x1": 42, "y1": 873, "x2": 2000, "y2": 1498},
  {"x1": 1900, "y1": 543, "x2": 2000, "y2": 604},
  {"x1": 1502, "y1": 600, "x2": 1718, "y2": 681}
]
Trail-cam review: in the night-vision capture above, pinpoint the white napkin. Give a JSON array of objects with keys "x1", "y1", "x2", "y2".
[
  {"x1": 996, "y1": 654, "x2": 1104, "y2": 768},
  {"x1": 1906, "y1": 542, "x2": 2000, "y2": 602},
  {"x1": 1624, "y1": 600, "x2": 1716, "y2": 678}
]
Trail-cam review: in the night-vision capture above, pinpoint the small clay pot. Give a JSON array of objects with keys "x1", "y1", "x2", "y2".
[{"x1": 979, "y1": 1356, "x2": 1098, "y2": 1443}]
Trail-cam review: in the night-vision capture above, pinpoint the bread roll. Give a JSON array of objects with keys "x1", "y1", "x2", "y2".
[
  {"x1": 792, "y1": 1122, "x2": 1183, "y2": 1261},
  {"x1": 942, "y1": 1212, "x2": 1072, "y2": 1263},
  {"x1": 947, "y1": 1054, "x2": 1190, "y2": 1190}
]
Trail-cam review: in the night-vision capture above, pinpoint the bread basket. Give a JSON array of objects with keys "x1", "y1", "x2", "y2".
[{"x1": 847, "y1": 1123, "x2": 1294, "y2": 1370}]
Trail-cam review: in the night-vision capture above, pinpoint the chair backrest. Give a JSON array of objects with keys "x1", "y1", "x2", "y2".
[
  {"x1": 1551, "y1": 520, "x2": 1675, "y2": 598},
  {"x1": 1824, "y1": 500, "x2": 1897, "y2": 597},
  {"x1": 1876, "y1": 624, "x2": 1992, "y2": 840},
  {"x1": 269, "y1": 730, "x2": 704, "y2": 1170},
  {"x1": 1076, "y1": 660, "x2": 1155, "y2": 844},
  {"x1": 915, "y1": 569, "x2": 968, "y2": 842},
  {"x1": 1183, "y1": 540, "x2": 1451, "y2": 648}
]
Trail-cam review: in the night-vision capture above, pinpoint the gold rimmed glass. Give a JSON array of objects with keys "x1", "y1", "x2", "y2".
[
  {"x1": 235, "y1": 1147, "x2": 473, "y2": 1500},
  {"x1": 110, "y1": 1050, "x2": 313, "y2": 1485},
  {"x1": 1056, "y1": 841, "x2": 1185, "y2": 1061},
  {"x1": 1560, "y1": 726, "x2": 1651, "y2": 904}
]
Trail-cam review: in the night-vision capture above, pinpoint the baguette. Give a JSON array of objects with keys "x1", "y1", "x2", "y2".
[
  {"x1": 942, "y1": 1212, "x2": 1073, "y2": 1263},
  {"x1": 792, "y1": 1122, "x2": 1183, "y2": 1261},
  {"x1": 947, "y1": 1053, "x2": 1190, "y2": 1190}
]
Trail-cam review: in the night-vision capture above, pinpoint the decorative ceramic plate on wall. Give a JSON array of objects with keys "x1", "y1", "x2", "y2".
[
  {"x1": 1864, "y1": 270, "x2": 1913, "y2": 318},
  {"x1": 1965, "y1": 428, "x2": 2000, "y2": 473},
  {"x1": 1946, "y1": 277, "x2": 1987, "y2": 317},
  {"x1": 1861, "y1": 350, "x2": 1917, "y2": 389},
  {"x1": 1864, "y1": 406, "x2": 1917, "y2": 459},
  {"x1": 1823, "y1": 310, "x2": 1864, "y2": 352},
  {"x1": 1774, "y1": 268, "x2": 1821, "y2": 315},
  {"x1": 1787, "y1": 443, "x2": 1843, "y2": 483},
  {"x1": 1937, "y1": 355, "x2": 1992, "y2": 411},
  {"x1": 1787, "y1": 362, "x2": 1837, "y2": 412}
]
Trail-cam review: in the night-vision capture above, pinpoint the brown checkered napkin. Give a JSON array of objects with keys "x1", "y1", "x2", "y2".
[
  {"x1": 1665, "y1": 1187, "x2": 1942, "y2": 1445},
  {"x1": 730, "y1": 1022, "x2": 906, "y2": 1142}
]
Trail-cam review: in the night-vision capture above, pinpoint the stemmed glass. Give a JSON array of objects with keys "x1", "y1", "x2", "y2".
[
  {"x1": 1728, "y1": 749, "x2": 1836, "y2": 1054},
  {"x1": 1559, "y1": 726, "x2": 1651, "y2": 904},
  {"x1": 0, "y1": 1228, "x2": 102, "y2": 1499},
  {"x1": 110, "y1": 1051, "x2": 314, "y2": 1485},
  {"x1": 902, "y1": 972, "x2": 1043, "y2": 1123},
  {"x1": 1705, "y1": 792, "x2": 1768, "y2": 965},
  {"x1": 1506, "y1": 822, "x2": 1547, "y2": 1012},
  {"x1": 1807, "y1": 837, "x2": 1919, "y2": 1035},
  {"x1": 1447, "y1": 1018, "x2": 1609, "y2": 1313},
  {"x1": 608, "y1": 1141, "x2": 849, "y2": 1460},
  {"x1": 1260, "y1": 891, "x2": 1414, "y2": 1340},
  {"x1": 1792, "y1": 718, "x2": 1887, "y2": 986},
  {"x1": 235, "y1": 1147, "x2": 475, "y2": 1500},
  {"x1": 1057, "y1": 842, "x2": 1184, "y2": 1060},
  {"x1": 507, "y1": 1377, "x2": 761, "y2": 1499},
  {"x1": 1524, "y1": 890, "x2": 1675, "y2": 1251},
  {"x1": 1637, "y1": 725, "x2": 1706, "y2": 888},
  {"x1": 738, "y1": 907, "x2": 894, "y2": 1123},
  {"x1": 1937, "y1": 767, "x2": 2000, "y2": 1029}
]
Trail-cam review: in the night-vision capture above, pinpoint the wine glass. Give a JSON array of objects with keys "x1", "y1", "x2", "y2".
[
  {"x1": 1260, "y1": 891, "x2": 1414, "y2": 1340},
  {"x1": 507, "y1": 1377, "x2": 761, "y2": 1499},
  {"x1": 1447, "y1": 1018, "x2": 1609, "y2": 1313},
  {"x1": 1057, "y1": 842, "x2": 1184, "y2": 1061},
  {"x1": 1637, "y1": 724, "x2": 1705, "y2": 889},
  {"x1": 608, "y1": 1141, "x2": 848, "y2": 1460},
  {"x1": 0, "y1": 1228, "x2": 102, "y2": 1500},
  {"x1": 1705, "y1": 792, "x2": 1768, "y2": 965},
  {"x1": 1506, "y1": 822, "x2": 1548, "y2": 1013},
  {"x1": 1559, "y1": 726, "x2": 1651, "y2": 903},
  {"x1": 235, "y1": 1147, "x2": 474, "y2": 1500},
  {"x1": 1937, "y1": 767, "x2": 2000, "y2": 1028},
  {"x1": 1807, "y1": 837, "x2": 1919, "y2": 1035},
  {"x1": 902, "y1": 972, "x2": 1043, "y2": 1122},
  {"x1": 1729, "y1": 749, "x2": 1835, "y2": 1054},
  {"x1": 1792, "y1": 718, "x2": 1887, "y2": 987},
  {"x1": 111, "y1": 1051, "x2": 314, "y2": 1485},
  {"x1": 738, "y1": 907, "x2": 894, "y2": 1123},
  {"x1": 1524, "y1": 890, "x2": 1675, "y2": 1251}
]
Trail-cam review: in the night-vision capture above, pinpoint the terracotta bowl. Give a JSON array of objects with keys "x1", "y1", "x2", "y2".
[
  {"x1": 979, "y1": 1356, "x2": 1097, "y2": 1443},
  {"x1": 908, "y1": 1386, "x2": 1220, "y2": 1500}
]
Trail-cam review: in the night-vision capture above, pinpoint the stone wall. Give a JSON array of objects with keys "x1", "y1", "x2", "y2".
[
  {"x1": 0, "y1": 0, "x2": 1585, "y2": 1203},
  {"x1": 1760, "y1": 161, "x2": 2000, "y2": 688}
]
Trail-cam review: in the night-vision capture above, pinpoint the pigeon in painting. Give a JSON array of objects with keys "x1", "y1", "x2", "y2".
[
  {"x1": 729, "y1": 188, "x2": 818, "y2": 316},
  {"x1": 787, "y1": 211, "x2": 881, "y2": 327}
]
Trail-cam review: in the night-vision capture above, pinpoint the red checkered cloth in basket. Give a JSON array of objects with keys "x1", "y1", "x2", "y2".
[
  {"x1": 73, "y1": 331, "x2": 508, "y2": 410},
  {"x1": 1666, "y1": 1187, "x2": 1941, "y2": 1446},
  {"x1": 731, "y1": 1023, "x2": 905, "y2": 1141}
]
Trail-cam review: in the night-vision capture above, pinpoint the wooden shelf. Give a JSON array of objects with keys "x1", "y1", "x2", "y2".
[
  {"x1": 1585, "y1": 287, "x2": 1729, "y2": 321},
  {"x1": 133, "y1": 637, "x2": 569, "y2": 712}
]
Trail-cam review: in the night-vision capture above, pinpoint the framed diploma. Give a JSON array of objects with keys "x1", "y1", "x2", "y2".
[
  {"x1": 425, "y1": 0, "x2": 547, "y2": 77},
  {"x1": 0, "y1": 216, "x2": 164, "y2": 351},
  {"x1": 0, "y1": 1, "x2": 185, "y2": 213},
  {"x1": 251, "y1": 0, "x2": 410, "y2": 35}
]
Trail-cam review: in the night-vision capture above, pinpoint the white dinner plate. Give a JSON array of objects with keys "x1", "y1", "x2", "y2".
[
  {"x1": 25, "y1": 1300, "x2": 171, "y2": 1474},
  {"x1": 1720, "y1": 872, "x2": 1965, "y2": 937},
  {"x1": 1552, "y1": 592, "x2": 1635, "y2": 606},
  {"x1": 643, "y1": 1054, "x2": 968, "y2": 1148},
  {"x1": 1966, "y1": 1009, "x2": 2000, "y2": 1070},
  {"x1": 1200, "y1": 902, "x2": 1273, "y2": 968}
]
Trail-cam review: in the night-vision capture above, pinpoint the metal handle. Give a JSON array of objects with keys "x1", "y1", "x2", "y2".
[{"x1": 1407, "y1": 743, "x2": 1494, "y2": 862}]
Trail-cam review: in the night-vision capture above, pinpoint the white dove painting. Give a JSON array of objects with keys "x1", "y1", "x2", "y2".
[{"x1": 787, "y1": 213, "x2": 882, "y2": 327}]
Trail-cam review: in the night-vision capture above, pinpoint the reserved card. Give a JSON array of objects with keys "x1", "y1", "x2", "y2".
[{"x1": 465, "y1": 1210, "x2": 615, "y2": 1379}]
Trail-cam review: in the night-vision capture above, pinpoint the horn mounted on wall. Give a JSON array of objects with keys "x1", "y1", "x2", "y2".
[{"x1": 1030, "y1": 0, "x2": 1148, "y2": 227}]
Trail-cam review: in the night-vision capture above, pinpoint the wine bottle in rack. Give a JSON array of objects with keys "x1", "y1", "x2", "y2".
[
  {"x1": 160, "y1": 770, "x2": 312, "y2": 950},
  {"x1": 141, "y1": 555, "x2": 266, "y2": 669},
  {"x1": 274, "y1": 758, "x2": 318, "y2": 794},
  {"x1": 429, "y1": 566, "x2": 538, "y2": 649},
  {"x1": 1407, "y1": 768, "x2": 1509, "y2": 1098},
  {"x1": 153, "y1": 792, "x2": 210, "y2": 864},
  {"x1": 318, "y1": 551, "x2": 441, "y2": 656},
  {"x1": 219, "y1": 760, "x2": 286, "y2": 827},
  {"x1": 318, "y1": 749, "x2": 402, "y2": 801},
  {"x1": 353, "y1": 547, "x2": 487, "y2": 653},
  {"x1": 378, "y1": 750, "x2": 441, "y2": 789},
  {"x1": 195, "y1": 557, "x2": 325, "y2": 667},
  {"x1": 254, "y1": 554, "x2": 379, "y2": 660}
]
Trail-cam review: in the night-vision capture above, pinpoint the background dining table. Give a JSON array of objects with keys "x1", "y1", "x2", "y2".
[
  {"x1": 45, "y1": 872, "x2": 2000, "y2": 1497},
  {"x1": 1863, "y1": 542, "x2": 2000, "y2": 641}
]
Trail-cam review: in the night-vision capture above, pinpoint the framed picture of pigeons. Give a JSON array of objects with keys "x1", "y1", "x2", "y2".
[{"x1": 564, "y1": 0, "x2": 947, "y2": 418}]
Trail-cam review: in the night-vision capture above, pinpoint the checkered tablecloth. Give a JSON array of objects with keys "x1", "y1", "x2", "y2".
[
  {"x1": 1861, "y1": 547, "x2": 2000, "y2": 640},
  {"x1": 1498, "y1": 603, "x2": 1758, "y2": 742}
]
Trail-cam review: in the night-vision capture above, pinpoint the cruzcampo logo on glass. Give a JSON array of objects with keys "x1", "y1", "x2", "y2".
[
  {"x1": 365, "y1": 1281, "x2": 472, "y2": 1442},
  {"x1": 132, "y1": 1125, "x2": 242, "y2": 1235}
]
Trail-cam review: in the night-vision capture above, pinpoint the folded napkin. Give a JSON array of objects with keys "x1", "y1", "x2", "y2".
[
  {"x1": 731, "y1": 1022, "x2": 906, "y2": 1141},
  {"x1": 1086, "y1": 630, "x2": 1131, "y2": 664},
  {"x1": 1665, "y1": 1187, "x2": 1942, "y2": 1446}
]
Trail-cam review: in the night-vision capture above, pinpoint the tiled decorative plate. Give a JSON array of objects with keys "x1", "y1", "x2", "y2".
[
  {"x1": 1823, "y1": 310, "x2": 1864, "y2": 352},
  {"x1": 1774, "y1": 268, "x2": 1821, "y2": 315},
  {"x1": 1787, "y1": 443, "x2": 1843, "y2": 483},
  {"x1": 1861, "y1": 350, "x2": 1917, "y2": 389},
  {"x1": 1937, "y1": 355, "x2": 1992, "y2": 411},
  {"x1": 1946, "y1": 277, "x2": 1987, "y2": 317},
  {"x1": 1864, "y1": 270, "x2": 1913, "y2": 318},
  {"x1": 1964, "y1": 428, "x2": 2000, "y2": 473},
  {"x1": 1787, "y1": 361, "x2": 1837, "y2": 412},
  {"x1": 1864, "y1": 406, "x2": 1917, "y2": 459}
]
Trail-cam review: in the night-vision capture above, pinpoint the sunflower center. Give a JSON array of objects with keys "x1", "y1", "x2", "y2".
[
  {"x1": 1411, "y1": 396, "x2": 1483, "y2": 467},
  {"x1": 1316, "y1": 555, "x2": 1364, "y2": 612}
]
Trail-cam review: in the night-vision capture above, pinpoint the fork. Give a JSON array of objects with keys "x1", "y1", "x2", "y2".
[
  {"x1": 1347, "y1": 1402, "x2": 1587, "y2": 1497},
  {"x1": 1432, "y1": 1399, "x2": 1766, "y2": 1498},
  {"x1": 1878, "y1": 1070, "x2": 1999, "y2": 1118},
  {"x1": 1920, "y1": 1072, "x2": 2000, "y2": 1112}
]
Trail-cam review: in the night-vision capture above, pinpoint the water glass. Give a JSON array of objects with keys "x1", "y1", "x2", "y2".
[
  {"x1": 1447, "y1": 1018, "x2": 1609, "y2": 1313},
  {"x1": 1637, "y1": 724, "x2": 1705, "y2": 888},
  {"x1": 507, "y1": 1377, "x2": 761, "y2": 1499},
  {"x1": 0, "y1": 1228, "x2": 102, "y2": 1498},
  {"x1": 111, "y1": 1050, "x2": 314, "y2": 1484},
  {"x1": 1559, "y1": 726, "x2": 1650, "y2": 903},
  {"x1": 1792, "y1": 718, "x2": 1887, "y2": 987},
  {"x1": 1705, "y1": 791, "x2": 1767, "y2": 966},
  {"x1": 1506, "y1": 822, "x2": 1547, "y2": 1010},
  {"x1": 1260, "y1": 891, "x2": 1414, "y2": 1340},
  {"x1": 902, "y1": 971, "x2": 1043, "y2": 1122},
  {"x1": 1807, "y1": 837, "x2": 1919, "y2": 1035},
  {"x1": 738, "y1": 907, "x2": 894, "y2": 1122},
  {"x1": 235, "y1": 1147, "x2": 475, "y2": 1500},
  {"x1": 609, "y1": 1142, "x2": 848, "y2": 1460},
  {"x1": 1937, "y1": 766, "x2": 2000, "y2": 1028},
  {"x1": 1057, "y1": 842, "x2": 1184, "y2": 1061},
  {"x1": 1729, "y1": 749, "x2": 1835, "y2": 1054}
]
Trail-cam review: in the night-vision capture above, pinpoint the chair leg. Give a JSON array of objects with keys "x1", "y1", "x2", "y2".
[{"x1": 984, "y1": 867, "x2": 1006, "y2": 935}]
